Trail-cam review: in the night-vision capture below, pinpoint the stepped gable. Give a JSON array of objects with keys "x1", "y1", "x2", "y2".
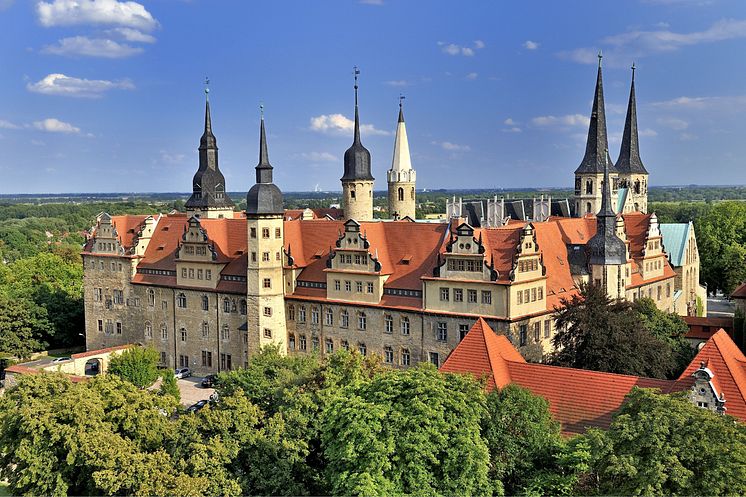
[
  {"x1": 84, "y1": 214, "x2": 151, "y2": 253},
  {"x1": 441, "y1": 318, "x2": 687, "y2": 435},
  {"x1": 678, "y1": 329, "x2": 746, "y2": 420}
]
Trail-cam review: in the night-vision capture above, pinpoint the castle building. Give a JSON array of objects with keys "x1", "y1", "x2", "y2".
[
  {"x1": 82, "y1": 68, "x2": 700, "y2": 375},
  {"x1": 387, "y1": 98, "x2": 417, "y2": 220}
]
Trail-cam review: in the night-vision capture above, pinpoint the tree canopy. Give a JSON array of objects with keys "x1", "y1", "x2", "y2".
[{"x1": 108, "y1": 347, "x2": 160, "y2": 389}]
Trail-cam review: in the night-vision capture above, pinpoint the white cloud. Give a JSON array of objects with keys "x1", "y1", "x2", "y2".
[
  {"x1": 297, "y1": 151, "x2": 337, "y2": 162},
  {"x1": 32, "y1": 118, "x2": 80, "y2": 134},
  {"x1": 559, "y1": 18, "x2": 746, "y2": 64},
  {"x1": 524, "y1": 40, "x2": 540, "y2": 50},
  {"x1": 159, "y1": 150, "x2": 186, "y2": 164},
  {"x1": 384, "y1": 80, "x2": 409, "y2": 87},
  {"x1": 41, "y1": 36, "x2": 143, "y2": 57},
  {"x1": 465, "y1": 72, "x2": 478, "y2": 80},
  {"x1": 652, "y1": 95, "x2": 746, "y2": 111},
  {"x1": 0, "y1": 119, "x2": 21, "y2": 130},
  {"x1": 309, "y1": 113, "x2": 391, "y2": 136},
  {"x1": 504, "y1": 118, "x2": 517, "y2": 125},
  {"x1": 432, "y1": 141, "x2": 470, "y2": 151},
  {"x1": 27, "y1": 73, "x2": 134, "y2": 98},
  {"x1": 657, "y1": 117, "x2": 689, "y2": 130},
  {"x1": 438, "y1": 40, "x2": 485, "y2": 57},
  {"x1": 36, "y1": 0, "x2": 158, "y2": 31},
  {"x1": 639, "y1": 128, "x2": 658, "y2": 137},
  {"x1": 531, "y1": 114, "x2": 589, "y2": 127},
  {"x1": 110, "y1": 27, "x2": 156, "y2": 43}
]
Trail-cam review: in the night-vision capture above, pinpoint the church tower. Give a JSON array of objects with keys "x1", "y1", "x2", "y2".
[
  {"x1": 387, "y1": 97, "x2": 417, "y2": 220},
  {"x1": 246, "y1": 109, "x2": 287, "y2": 354},
  {"x1": 573, "y1": 53, "x2": 619, "y2": 217},
  {"x1": 341, "y1": 67, "x2": 374, "y2": 221},
  {"x1": 587, "y1": 154, "x2": 629, "y2": 300},
  {"x1": 185, "y1": 83, "x2": 235, "y2": 219},
  {"x1": 616, "y1": 64, "x2": 649, "y2": 213}
]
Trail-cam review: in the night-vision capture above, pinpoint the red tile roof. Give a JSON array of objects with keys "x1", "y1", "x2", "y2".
[
  {"x1": 732, "y1": 282, "x2": 746, "y2": 299},
  {"x1": 442, "y1": 319, "x2": 746, "y2": 435},
  {"x1": 684, "y1": 316, "x2": 735, "y2": 339},
  {"x1": 678, "y1": 329, "x2": 746, "y2": 420}
]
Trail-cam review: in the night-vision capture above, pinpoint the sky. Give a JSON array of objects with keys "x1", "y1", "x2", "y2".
[{"x1": 1, "y1": 0, "x2": 746, "y2": 194}]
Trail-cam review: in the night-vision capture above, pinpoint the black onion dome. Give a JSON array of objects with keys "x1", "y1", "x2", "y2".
[
  {"x1": 341, "y1": 77, "x2": 374, "y2": 181},
  {"x1": 588, "y1": 157, "x2": 627, "y2": 266}
]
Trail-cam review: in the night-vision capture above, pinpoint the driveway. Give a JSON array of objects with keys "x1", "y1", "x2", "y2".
[
  {"x1": 177, "y1": 376, "x2": 215, "y2": 407},
  {"x1": 708, "y1": 297, "x2": 735, "y2": 318}
]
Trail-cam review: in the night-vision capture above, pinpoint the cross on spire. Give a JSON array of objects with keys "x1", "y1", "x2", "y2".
[
  {"x1": 597, "y1": 50, "x2": 603, "y2": 67},
  {"x1": 204, "y1": 76, "x2": 210, "y2": 100},
  {"x1": 631, "y1": 62, "x2": 636, "y2": 82}
]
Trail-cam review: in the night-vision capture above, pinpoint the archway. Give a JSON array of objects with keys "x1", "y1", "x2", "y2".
[{"x1": 85, "y1": 358, "x2": 102, "y2": 376}]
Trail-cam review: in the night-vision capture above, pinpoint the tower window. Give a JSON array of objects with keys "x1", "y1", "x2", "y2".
[
  {"x1": 586, "y1": 179, "x2": 593, "y2": 195},
  {"x1": 262, "y1": 228, "x2": 270, "y2": 239},
  {"x1": 398, "y1": 187, "x2": 404, "y2": 202},
  {"x1": 350, "y1": 190, "x2": 356, "y2": 199}
]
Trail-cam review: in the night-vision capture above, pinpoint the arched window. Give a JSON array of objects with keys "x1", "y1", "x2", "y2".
[
  {"x1": 410, "y1": 187, "x2": 415, "y2": 200},
  {"x1": 180, "y1": 328, "x2": 187, "y2": 342},
  {"x1": 240, "y1": 299, "x2": 247, "y2": 315},
  {"x1": 340, "y1": 309, "x2": 349, "y2": 328},
  {"x1": 585, "y1": 179, "x2": 593, "y2": 194},
  {"x1": 586, "y1": 202, "x2": 592, "y2": 214},
  {"x1": 147, "y1": 289, "x2": 155, "y2": 307},
  {"x1": 221, "y1": 324, "x2": 230, "y2": 341},
  {"x1": 325, "y1": 307, "x2": 333, "y2": 326},
  {"x1": 202, "y1": 322, "x2": 209, "y2": 338},
  {"x1": 384, "y1": 315, "x2": 393, "y2": 333},
  {"x1": 634, "y1": 179, "x2": 641, "y2": 194},
  {"x1": 176, "y1": 293, "x2": 187, "y2": 308},
  {"x1": 144, "y1": 322, "x2": 152, "y2": 339},
  {"x1": 401, "y1": 316, "x2": 410, "y2": 335},
  {"x1": 398, "y1": 187, "x2": 404, "y2": 202},
  {"x1": 201, "y1": 295, "x2": 209, "y2": 311},
  {"x1": 160, "y1": 324, "x2": 167, "y2": 340}
]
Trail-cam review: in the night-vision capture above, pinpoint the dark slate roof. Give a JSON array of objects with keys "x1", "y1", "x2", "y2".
[
  {"x1": 587, "y1": 160, "x2": 627, "y2": 266},
  {"x1": 575, "y1": 61, "x2": 617, "y2": 175},
  {"x1": 341, "y1": 83, "x2": 374, "y2": 181},
  {"x1": 185, "y1": 98, "x2": 235, "y2": 210},
  {"x1": 247, "y1": 117, "x2": 283, "y2": 216},
  {"x1": 616, "y1": 68, "x2": 648, "y2": 175}
]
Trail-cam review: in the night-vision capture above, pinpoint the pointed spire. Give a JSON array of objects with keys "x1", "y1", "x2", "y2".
[
  {"x1": 575, "y1": 54, "x2": 616, "y2": 175},
  {"x1": 353, "y1": 66, "x2": 361, "y2": 145},
  {"x1": 587, "y1": 150, "x2": 627, "y2": 266},
  {"x1": 256, "y1": 104, "x2": 273, "y2": 184},
  {"x1": 200, "y1": 77, "x2": 216, "y2": 151},
  {"x1": 389, "y1": 94, "x2": 413, "y2": 173},
  {"x1": 616, "y1": 63, "x2": 648, "y2": 174}
]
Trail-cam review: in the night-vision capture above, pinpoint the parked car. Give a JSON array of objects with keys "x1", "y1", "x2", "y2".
[
  {"x1": 52, "y1": 357, "x2": 72, "y2": 363},
  {"x1": 174, "y1": 368, "x2": 191, "y2": 379},
  {"x1": 201, "y1": 374, "x2": 218, "y2": 388},
  {"x1": 186, "y1": 400, "x2": 208, "y2": 414}
]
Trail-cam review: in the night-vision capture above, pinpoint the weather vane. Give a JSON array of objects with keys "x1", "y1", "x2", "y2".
[
  {"x1": 204, "y1": 77, "x2": 210, "y2": 98},
  {"x1": 260, "y1": 102, "x2": 264, "y2": 118},
  {"x1": 353, "y1": 65, "x2": 360, "y2": 89},
  {"x1": 631, "y1": 62, "x2": 636, "y2": 81},
  {"x1": 597, "y1": 50, "x2": 603, "y2": 67},
  {"x1": 399, "y1": 93, "x2": 406, "y2": 109}
]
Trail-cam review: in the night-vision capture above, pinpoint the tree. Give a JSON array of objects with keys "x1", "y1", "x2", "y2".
[
  {"x1": 0, "y1": 293, "x2": 50, "y2": 358},
  {"x1": 633, "y1": 297, "x2": 693, "y2": 376},
  {"x1": 481, "y1": 384, "x2": 563, "y2": 495},
  {"x1": 108, "y1": 347, "x2": 160, "y2": 389},
  {"x1": 583, "y1": 388, "x2": 746, "y2": 496},
  {"x1": 159, "y1": 369, "x2": 180, "y2": 401},
  {"x1": 322, "y1": 365, "x2": 491, "y2": 496},
  {"x1": 549, "y1": 283, "x2": 677, "y2": 378}
]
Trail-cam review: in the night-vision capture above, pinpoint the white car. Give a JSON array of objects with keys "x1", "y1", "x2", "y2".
[
  {"x1": 52, "y1": 357, "x2": 72, "y2": 363},
  {"x1": 174, "y1": 368, "x2": 191, "y2": 379}
]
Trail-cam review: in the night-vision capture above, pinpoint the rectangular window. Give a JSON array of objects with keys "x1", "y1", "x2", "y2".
[
  {"x1": 263, "y1": 278, "x2": 271, "y2": 289},
  {"x1": 341, "y1": 312, "x2": 349, "y2": 328},
  {"x1": 288, "y1": 334, "x2": 296, "y2": 351},
  {"x1": 384, "y1": 346, "x2": 394, "y2": 364},
  {"x1": 385, "y1": 317, "x2": 393, "y2": 334},
  {"x1": 358, "y1": 343, "x2": 367, "y2": 356},
  {"x1": 345, "y1": 281, "x2": 352, "y2": 292},
  {"x1": 459, "y1": 324, "x2": 469, "y2": 341},
  {"x1": 429, "y1": 352, "x2": 439, "y2": 367},
  {"x1": 519, "y1": 324, "x2": 527, "y2": 346},
  {"x1": 436, "y1": 322, "x2": 447, "y2": 342},
  {"x1": 288, "y1": 305, "x2": 295, "y2": 321},
  {"x1": 263, "y1": 328, "x2": 272, "y2": 339},
  {"x1": 262, "y1": 252, "x2": 270, "y2": 262},
  {"x1": 325, "y1": 308, "x2": 333, "y2": 326},
  {"x1": 356, "y1": 281, "x2": 363, "y2": 293},
  {"x1": 113, "y1": 289, "x2": 124, "y2": 305},
  {"x1": 220, "y1": 353, "x2": 232, "y2": 370},
  {"x1": 467, "y1": 289, "x2": 477, "y2": 303},
  {"x1": 299, "y1": 335, "x2": 307, "y2": 351},
  {"x1": 94, "y1": 288, "x2": 102, "y2": 302},
  {"x1": 181, "y1": 329, "x2": 187, "y2": 342},
  {"x1": 334, "y1": 280, "x2": 341, "y2": 291},
  {"x1": 325, "y1": 338, "x2": 334, "y2": 354},
  {"x1": 312, "y1": 336, "x2": 319, "y2": 351},
  {"x1": 401, "y1": 318, "x2": 410, "y2": 336},
  {"x1": 202, "y1": 350, "x2": 213, "y2": 368},
  {"x1": 401, "y1": 349, "x2": 410, "y2": 366},
  {"x1": 251, "y1": 252, "x2": 257, "y2": 263},
  {"x1": 454, "y1": 288, "x2": 463, "y2": 302},
  {"x1": 116, "y1": 322, "x2": 122, "y2": 335},
  {"x1": 160, "y1": 352, "x2": 167, "y2": 365},
  {"x1": 355, "y1": 255, "x2": 362, "y2": 264},
  {"x1": 534, "y1": 322, "x2": 541, "y2": 342},
  {"x1": 358, "y1": 313, "x2": 367, "y2": 330},
  {"x1": 544, "y1": 320, "x2": 551, "y2": 338},
  {"x1": 657, "y1": 286, "x2": 662, "y2": 301},
  {"x1": 250, "y1": 227, "x2": 257, "y2": 238},
  {"x1": 367, "y1": 282, "x2": 374, "y2": 294},
  {"x1": 97, "y1": 319, "x2": 103, "y2": 332},
  {"x1": 481, "y1": 291, "x2": 492, "y2": 305},
  {"x1": 538, "y1": 287, "x2": 543, "y2": 300},
  {"x1": 531, "y1": 288, "x2": 537, "y2": 302},
  {"x1": 298, "y1": 306, "x2": 306, "y2": 323},
  {"x1": 206, "y1": 270, "x2": 212, "y2": 280},
  {"x1": 440, "y1": 288, "x2": 450, "y2": 301},
  {"x1": 341, "y1": 339, "x2": 349, "y2": 351},
  {"x1": 311, "y1": 307, "x2": 320, "y2": 325},
  {"x1": 275, "y1": 227, "x2": 281, "y2": 238},
  {"x1": 524, "y1": 289, "x2": 530, "y2": 303},
  {"x1": 262, "y1": 227, "x2": 270, "y2": 239},
  {"x1": 518, "y1": 291, "x2": 523, "y2": 304}
]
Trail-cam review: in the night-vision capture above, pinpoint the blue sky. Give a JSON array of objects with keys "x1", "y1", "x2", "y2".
[{"x1": 1, "y1": 0, "x2": 746, "y2": 194}]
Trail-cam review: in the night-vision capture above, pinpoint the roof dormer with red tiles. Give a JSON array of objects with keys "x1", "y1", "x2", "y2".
[
  {"x1": 506, "y1": 223, "x2": 548, "y2": 319},
  {"x1": 174, "y1": 216, "x2": 225, "y2": 289}
]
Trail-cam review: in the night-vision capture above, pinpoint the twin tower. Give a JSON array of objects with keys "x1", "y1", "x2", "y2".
[{"x1": 342, "y1": 70, "x2": 417, "y2": 221}]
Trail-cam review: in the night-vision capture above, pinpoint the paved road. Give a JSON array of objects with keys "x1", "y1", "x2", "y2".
[
  {"x1": 707, "y1": 297, "x2": 735, "y2": 318},
  {"x1": 177, "y1": 376, "x2": 215, "y2": 407}
]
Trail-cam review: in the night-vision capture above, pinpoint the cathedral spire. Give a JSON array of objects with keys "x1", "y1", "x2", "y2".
[
  {"x1": 575, "y1": 52, "x2": 616, "y2": 175},
  {"x1": 616, "y1": 63, "x2": 648, "y2": 174},
  {"x1": 246, "y1": 105, "x2": 283, "y2": 216},
  {"x1": 200, "y1": 78, "x2": 217, "y2": 153}
]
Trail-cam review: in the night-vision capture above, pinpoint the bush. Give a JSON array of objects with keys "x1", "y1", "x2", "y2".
[{"x1": 108, "y1": 347, "x2": 160, "y2": 389}]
